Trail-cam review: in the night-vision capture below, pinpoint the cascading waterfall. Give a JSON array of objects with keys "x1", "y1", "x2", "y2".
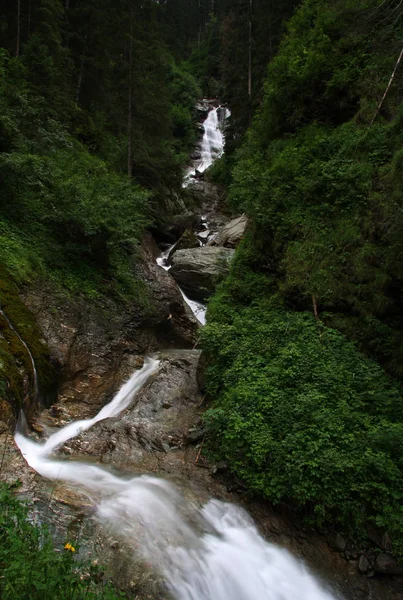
[
  {"x1": 14, "y1": 102, "x2": 339, "y2": 600},
  {"x1": 0, "y1": 307, "x2": 39, "y2": 398},
  {"x1": 186, "y1": 103, "x2": 230, "y2": 181},
  {"x1": 157, "y1": 104, "x2": 230, "y2": 324},
  {"x1": 15, "y1": 358, "x2": 337, "y2": 600}
]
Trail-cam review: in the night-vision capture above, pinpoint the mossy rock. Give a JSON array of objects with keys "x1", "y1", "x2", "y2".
[
  {"x1": 0, "y1": 264, "x2": 58, "y2": 423},
  {"x1": 175, "y1": 229, "x2": 199, "y2": 252}
]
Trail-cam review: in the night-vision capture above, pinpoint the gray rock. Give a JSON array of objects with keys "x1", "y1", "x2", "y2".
[
  {"x1": 375, "y1": 554, "x2": 403, "y2": 575},
  {"x1": 186, "y1": 425, "x2": 206, "y2": 444},
  {"x1": 63, "y1": 349, "x2": 204, "y2": 470},
  {"x1": 358, "y1": 555, "x2": 370, "y2": 574},
  {"x1": 326, "y1": 533, "x2": 347, "y2": 552},
  {"x1": 170, "y1": 247, "x2": 235, "y2": 301},
  {"x1": 210, "y1": 214, "x2": 248, "y2": 248}
]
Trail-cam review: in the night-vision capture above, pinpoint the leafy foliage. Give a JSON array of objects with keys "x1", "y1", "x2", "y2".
[
  {"x1": 202, "y1": 0, "x2": 403, "y2": 555},
  {"x1": 202, "y1": 304, "x2": 403, "y2": 551},
  {"x1": 0, "y1": 483, "x2": 124, "y2": 599}
]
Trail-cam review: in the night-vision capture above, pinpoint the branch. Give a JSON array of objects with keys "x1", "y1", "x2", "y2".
[{"x1": 371, "y1": 46, "x2": 403, "y2": 125}]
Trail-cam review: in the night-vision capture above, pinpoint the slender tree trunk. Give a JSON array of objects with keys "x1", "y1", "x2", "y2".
[
  {"x1": 248, "y1": 0, "x2": 253, "y2": 123},
  {"x1": 28, "y1": 0, "x2": 31, "y2": 39},
  {"x1": 66, "y1": 0, "x2": 70, "y2": 9},
  {"x1": 76, "y1": 57, "x2": 84, "y2": 104},
  {"x1": 16, "y1": 0, "x2": 21, "y2": 57},
  {"x1": 371, "y1": 47, "x2": 403, "y2": 125},
  {"x1": 127, "y1": 9, "x2": 133, "y2": 178}
]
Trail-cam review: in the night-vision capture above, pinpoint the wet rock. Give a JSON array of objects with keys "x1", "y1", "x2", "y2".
[
  {"x1": 139, "y1": 233, "x2": 198, "y2": 347},
  {"x1": 327, "y1": 533, "x2": 347, "y2": 552},
  {"x1": 66, "y1": 350, "x2": 204, "y2": 470},
  {"x1": 196, "y1": 230, "x2": 210, "y2": 244},
  {"x1": 187, "y1": 179, "x2": 220, "y2": 206},
  {"x1": 195, "y1": 102, "x2": 210, "y2": 116},
  {"x1": 358, "y1": 555, "x2": 371, "y2": 574},
  {"x1": 375, "y1": 554, "x2": 403, "y2": 575},
  {"x1": 170, "y1": 247, "x2": 235, "y2": 301},
  {"x1": 209, "y1": 214, "x2": 248, "y2": 248}
]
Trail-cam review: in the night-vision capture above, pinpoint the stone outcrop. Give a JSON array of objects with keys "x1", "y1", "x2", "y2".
[
  {"x1": 62, "y1": 350, "x2": 205, "y2": 472},
  {"x1": 19, "y1": 233, "x2": 197, "y2": 421},
  {"x1": 209, "y1": 214, "x2": 248, "y2": 248},
  {"x1": 170, "y1": 246, "x2": 235, "y2": 301}
]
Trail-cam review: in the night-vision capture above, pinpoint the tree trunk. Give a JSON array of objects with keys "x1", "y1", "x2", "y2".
[
  {"x1": 76, "y1": 57, "x2": 84, "y2": 104},
  {"x1": 28, "y1": 0, "x2": 31, "y2": 38},
  {"x1": 248, "y1": 0, "x2": 253, "y2": 123},
  {"x1": 371, "y1": 47, "x2": 403, "y2": 125},
  {"x1": 16, "y1": 0, "x2": 21, "y2": 57},
  {"x1": 127, "y1": 10, "x2": 133, "y2": 178}
]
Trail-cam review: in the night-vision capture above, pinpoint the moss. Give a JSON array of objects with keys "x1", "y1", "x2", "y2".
[{"x1": 0, "y1": 264, "x2": 57, "y2": 421}]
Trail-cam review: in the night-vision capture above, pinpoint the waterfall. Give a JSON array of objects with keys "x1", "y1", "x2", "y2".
[
  {"x1": 185, "y1": 103, "x2": 230, "y2": 182},
  {"x1": 15, "y1": 361, "x2": 337, "y2": 600},
  {"x1": 157, "y1": 104, "x2": 230, "y2": 324},
  {"x1": 0, "y1": 307, "x2": 39, "y2": 398}
]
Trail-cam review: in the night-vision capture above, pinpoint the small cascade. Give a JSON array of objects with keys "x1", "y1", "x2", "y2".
[
  {"x1": 156, "y1": 242, "x2": 177, "y2": 271},
  {"x1": 0, "y1": 307, "x2": 39, "y2": 398},
  {"x1": 15, "y1": 360, "x2": 337, "y2": 600},
  {"x1": 179, "y1": 289, "x2": 206, "y2": 325}
]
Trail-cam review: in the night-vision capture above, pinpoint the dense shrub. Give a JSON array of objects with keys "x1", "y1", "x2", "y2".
[{"x1": 202, "y1": 305, "x2": 403, "y2": 552}]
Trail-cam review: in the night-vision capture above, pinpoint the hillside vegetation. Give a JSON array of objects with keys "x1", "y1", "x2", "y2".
[{"x1": 202, "y1": 0, "x2": 403, "y2": 554}]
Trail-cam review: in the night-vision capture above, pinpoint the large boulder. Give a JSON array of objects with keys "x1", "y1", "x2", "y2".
[
  {"x1": 170, "y1": 247, "x2": 235, "y2": 301},
  {"x1": 210, "y1": 214, "x2": 248, "y2": 248}
]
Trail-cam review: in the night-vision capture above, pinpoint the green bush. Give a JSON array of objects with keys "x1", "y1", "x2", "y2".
[
  {"x1": 202, "y1": 305, "x2": 403, "y2": 552},
  {"x1": 0, "y1": 484, "x2": 124, "y2": 599}
]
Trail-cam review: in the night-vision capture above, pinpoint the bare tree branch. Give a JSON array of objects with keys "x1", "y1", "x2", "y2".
[{"x1": 371, "y1": 46, "x2": 403, "y2": 125}]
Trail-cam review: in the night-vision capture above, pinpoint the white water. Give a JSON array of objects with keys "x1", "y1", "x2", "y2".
[
  {"x1": 15, "y1": 359, "x2": 337, "y2": 600},
  {"x1": 186, "y1": 105, "x2": 230, "y2": 181},
  {"x1": 0, "y1": 307, "x2": 39, "y2": 398},
  {"x1": 155, "y1": 242, "x2": 207, "y2": 324},
  {"x1": 156, "y1": 242, "x2": 177, "y2": 271},
  {"x1": 156, "y1": 105, "x2": 230, "y2": 323},
  {"x1": 179, "y1": 289, "x2": 206, "y2": 325},
  {"x1": 13, "y1": 100, "x2": 338, "y2": 600}
]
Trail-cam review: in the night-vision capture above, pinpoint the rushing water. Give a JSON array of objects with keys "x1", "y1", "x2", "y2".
[
  {"x1": 0, "y1": 307, "x2": 39, "y2": 398},
  {"x1": 14, "y1": 102, "x2": 338, "y2": 600},
  {"x1": 15, "y1": 358, "x2": 337, "y2": 600},
  {"x1": 156, "y1": 104, "x2": 230, "y2": 324},
  {"x1": 186, "y1": 104, "x2": 230, "y2": 181}
]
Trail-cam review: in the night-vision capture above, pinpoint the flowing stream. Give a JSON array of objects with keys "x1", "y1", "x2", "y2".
[
  {"x1": 15, "y1": 357, "x2": 336, "y2": 600},
  {"x1": 14, "y1": 102, "x2": 339, "y2": 600}
]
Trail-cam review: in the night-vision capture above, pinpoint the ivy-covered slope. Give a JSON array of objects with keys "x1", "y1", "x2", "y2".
[{"x1": 202, "y1": 0, "x2": 403, "y2": 553}]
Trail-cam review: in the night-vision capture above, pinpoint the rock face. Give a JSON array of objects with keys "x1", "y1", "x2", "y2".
[
  {"x1": 210, "y1": 214, "x2": 248, "y2": 248},
  {"x1": 63, "y1": 350, "x2": 205, "y2": 473},
  {"x1": 170, "y1": 246, "x2": 235, "y2": 301},
  {"x1": 20, "y1": 232, "x2": 197, "y2": 421}
]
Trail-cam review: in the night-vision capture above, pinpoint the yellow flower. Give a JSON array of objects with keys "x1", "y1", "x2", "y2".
[{"x1": 64, "y1": 542, "x2": 76, "y2": 552}]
